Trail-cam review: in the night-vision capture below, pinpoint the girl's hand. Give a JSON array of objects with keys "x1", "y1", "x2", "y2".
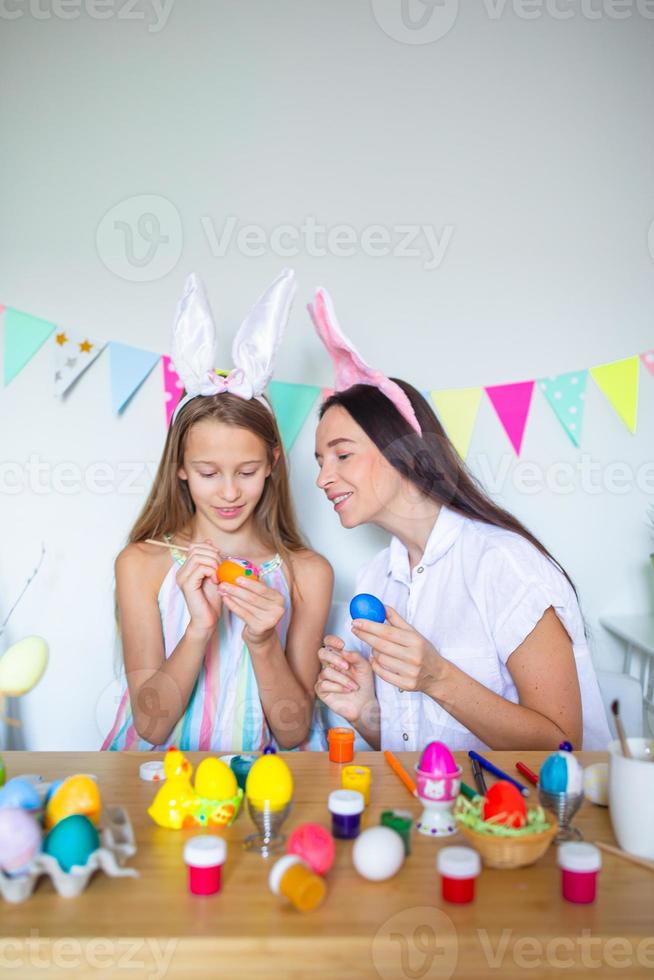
[
  {"x1": 315, "y1": 634, "x2": 378, "y2": 726},
  {"x1": 352, "y1": 606, "x2": 446, "y2": 694},
  {"x1": 176, "y1": 539, "x2": 222, "y2": 633},
  {"x1": 218, "y1": 576, "x2": 286, "y2": 647}
]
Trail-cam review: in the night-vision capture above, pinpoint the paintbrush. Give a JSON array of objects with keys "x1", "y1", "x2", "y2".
[{"x1": 611, "y1": 699, "x2": 632, "y2": 758}]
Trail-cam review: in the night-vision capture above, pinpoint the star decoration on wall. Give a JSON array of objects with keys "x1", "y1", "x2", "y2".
[
  {"x1": 66, "y1": 357, "x2": 77, "y2": 369},
  {"x1": 55, "y1": 332, "x2": 68, "y2": 346},
  {"x1": 79, "y1": 340, "x2": 93, "y2": 353}
]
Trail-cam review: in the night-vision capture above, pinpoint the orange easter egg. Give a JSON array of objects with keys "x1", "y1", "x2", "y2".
[
  {"x1": 45, "y1": 775, "x2": 102, "y2": 830},
  {"x1": 482, "y1": 781, "x2": 527, "y2": 828},
  {"x1": 216, "y1": 558, "x2": 260, "y2": 586}
]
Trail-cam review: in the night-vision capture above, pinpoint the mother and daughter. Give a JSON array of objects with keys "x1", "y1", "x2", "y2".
[{"x1": 102, "y1": 270, "x2": 610, "y2": 755}]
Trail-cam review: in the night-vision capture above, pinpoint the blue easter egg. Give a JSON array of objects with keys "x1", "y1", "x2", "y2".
[
  {"x1": 43, "y1": 814, "x2": 100, "y2": 872},
  {"x1": 350, "y1": 593, "x2": 386, "y2": 624},
  {"x1": 0, "y1": 777, "x2": 41, "y2": 814},
  {"x1": 539, "y1": 751, "x2": 584, "y2": 795}
]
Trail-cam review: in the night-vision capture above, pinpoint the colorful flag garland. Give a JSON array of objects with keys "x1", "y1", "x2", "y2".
[{"x1": 1, "y1": 303, "x2": 652, "y2": 457}]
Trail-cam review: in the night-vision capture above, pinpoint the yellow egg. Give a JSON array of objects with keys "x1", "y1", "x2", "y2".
[
  {"x1": 245, "y1": 755, "x2": 293, "y2": 811},
  {"x1": 0, "y1": 636, "x2": 48, "y2": 696},
  {"x1": 45, "y1": 775, "x2": 102, "y2": 830},
  {"x1": 194, "y1": 758, "x2": 237, "y2": 800}
]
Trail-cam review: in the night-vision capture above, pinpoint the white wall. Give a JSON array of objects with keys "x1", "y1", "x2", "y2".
[{"x1": 1, "y1": 0, "x2": 653, "y2": 749}]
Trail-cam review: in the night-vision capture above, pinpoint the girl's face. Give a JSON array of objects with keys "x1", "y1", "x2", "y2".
[
  {"x1": 178, "y1": 419, "x2": 274, "y2": 531},
  {"x1": 314, "y1": 405, "x2": 403, "y2": 528}
]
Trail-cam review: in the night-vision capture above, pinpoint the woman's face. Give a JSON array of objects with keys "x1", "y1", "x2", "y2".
[
  {"x1": 314, "y1": 405, "x2": 403, "y2": 528},
  {"x1": 178, "y1": 419, "x2": 273, "y2": 532}
]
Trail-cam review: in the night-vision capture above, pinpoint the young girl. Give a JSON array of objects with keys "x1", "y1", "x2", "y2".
[
  {"x1": 102, "y1": 270, "x2": 332, "y2": 752},
  {"x1": 310, "y1": 287, "x2": 610, "y2": 752}
]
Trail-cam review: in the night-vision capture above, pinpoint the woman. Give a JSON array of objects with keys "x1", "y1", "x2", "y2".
[{"x1": 310, "y1": 287, "x2": 610, "y2": 751}]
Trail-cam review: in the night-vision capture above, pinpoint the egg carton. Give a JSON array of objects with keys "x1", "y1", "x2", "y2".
[{"x1": 0, "y1": 804, "x2": 139, "y2": 904}]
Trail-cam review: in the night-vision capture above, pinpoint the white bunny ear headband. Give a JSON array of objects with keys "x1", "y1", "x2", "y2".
[
  {"x1": 170, "y1": 267, "x2": 296, "y2": 423},
  {"x1": 307, "y1": 287, "x2": 422, "y2": 435}
]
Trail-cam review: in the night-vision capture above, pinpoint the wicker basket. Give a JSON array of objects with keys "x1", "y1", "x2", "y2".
[{"x1": 457, "y1": 820, "x2": 559, "y2": 869}]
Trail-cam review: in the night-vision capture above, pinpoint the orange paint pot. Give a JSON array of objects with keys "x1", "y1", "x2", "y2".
[
  {"x1": 327, "y1": 727, "x2": 355, "y2": 764},
  {"x1": 269, "y1": 855, "x2": 326, "y2": 912}
]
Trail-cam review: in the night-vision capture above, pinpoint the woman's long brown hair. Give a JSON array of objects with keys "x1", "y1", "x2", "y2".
[
  {"x1": 320, "y1": 379, "x2": 578, "y2": 595},
  {"x1": 129, "y1": 392, "x2": 307, "y2": 561}
]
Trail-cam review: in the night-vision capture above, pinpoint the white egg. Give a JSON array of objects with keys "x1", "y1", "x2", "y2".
[
  {"x1": 583, "y1": 762, "x2": 609, "y2": 806},
  {"x1": 352, "y1": 826, "x2": 405, "y2": 882}
]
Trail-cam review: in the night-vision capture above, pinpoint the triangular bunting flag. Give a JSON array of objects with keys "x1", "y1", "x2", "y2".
[
  {"x1": 485, "y1": 381, "x2": 535, "y2": 455},
  {"x1": 268, "y1": 381, "x2": 320, "y2": 450},
  {"x1": 4, "y1": 307, "x2": 56, "y2": 385},
  {"x1": 53, "y1": 330, "x2": 106, "y2": 397},
  {"x1": 538, "y1": 369, "x2": 588, "y2": 447},
  {"x1": 640, "y1": 350, "x2": 654, "y2": 379},
  {"x1": 109, "y1": 342, "x2": 160, "y2": 414},
  {"x1": 589, "y1": 356, "x2": 639, "y2": 434},
  {"x1": 429, "y1": 387, "x2": 483, "y2": 459},
  {"x1": 162, "y1": 355, "x2": 185, "y2": 427}
]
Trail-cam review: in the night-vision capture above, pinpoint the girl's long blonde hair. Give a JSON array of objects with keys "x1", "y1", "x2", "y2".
[{"x1": 129, "y1": 392, "x2": 307, "y2": 562}]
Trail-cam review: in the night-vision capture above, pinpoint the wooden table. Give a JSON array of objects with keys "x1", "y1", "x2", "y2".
[{"x1": 1, "y1": 751, "x2": 652, "y2": 979}]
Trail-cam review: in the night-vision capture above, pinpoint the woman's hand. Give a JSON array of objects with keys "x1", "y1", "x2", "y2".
[
  {"x1": 218, "y1": 576, "x2": 286, "y2": 647},
  {"x1": 352, "y1": 606, "x2": 446, "y2": 694},
  {"x1": 176, "y1": 540, "x2": 223, "y2": 634},
  {"x1": 315, "y1": 634, "x2": 378, "y2": 726}
]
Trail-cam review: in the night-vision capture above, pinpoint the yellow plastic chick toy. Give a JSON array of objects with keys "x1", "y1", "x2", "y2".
[
  {"x1": 147, "y1": 747, "x2": 243, "y2": 830},
  {"x1": 147, "y1": 747, "x2": 196, "y2": 830}
]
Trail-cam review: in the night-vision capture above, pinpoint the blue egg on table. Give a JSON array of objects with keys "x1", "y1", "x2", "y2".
[
  {"x1": 0, "y1": 777, "x2": 42, "y2": 814},
  {"x1": 43, "y1": 814, "x2": 100, "y2": 872},
  {"x1": 349, "y1": 593, "x2": 386, "y2": 624}
]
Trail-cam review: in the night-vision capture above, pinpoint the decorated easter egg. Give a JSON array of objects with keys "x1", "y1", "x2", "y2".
[
  {"x1": 43, "y1": 814, "x2": 100, "y2": 872},
  {"x1": 0, "y1": 808, "x2": 41, "y2": 875},
  {"x1": 194, "y1": 757, "x2": 238, "y2": 801},
  {"x1": 0, "y1": 777, "x2": 41, "y2": 814},
  {"x1": 0, "y1": 636, "x2": 48, "y2": 696},
  {"x1": 44, "y1": 775, "x2": 102, "y2": 830},
  {"x1": 349, "y1": 593, "x2": 385, "y2": 624},
  {"x1": 216, "y1": 558, "x2": 260, "y2": 586},
  {"x1": 417, "y1": 741, "x2": 459, "y2": 776},
  {"x1": 287, "y1": 823, "x2": 335, "y2": 876},
  {"x1": 539, "y1": 751, "x2": 584, "y2": 795},
  {"x1": 245, "y1": 755, "x2": 293, "y2": 811},
  {"x1": 352, "y1": 826, "x2": 405, "y2": 881},
  {"x1": 482, "y1": 781, "x2": 527, "y2": 828}
]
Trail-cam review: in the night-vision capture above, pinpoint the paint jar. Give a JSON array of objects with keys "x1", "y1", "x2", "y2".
[
  {"x1": 269, "y1": 855, "x2": 326, "y2": 912},
  {"x1": 328, "y1": 789, "x2": 364, "y2": 839},
  {"x1": 342, "y1": 765, "x2": 371, "y2": 805},
  {"x1": 558, "y1": 842, "x2": 601, "y2": 904},
  {"x1": 230, "y1": 755, "x2": 256, "y2": 791},
  {"x1": 436, "y1": 846, "x2": 481, "y2": 904},
  {"x1": 183, "y1": 836, "x2": 226, "y2": 896},
  {"x1": 380, "y1": 809, "x2": 413, "y2": 854},
  {"x1": 328, "y1": 728, "x2": 355, "y2": 763}
]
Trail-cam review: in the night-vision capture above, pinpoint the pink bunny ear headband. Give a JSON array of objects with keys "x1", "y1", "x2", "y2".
[
  {"x1": 170, "y1": 268, "x2": 296, "y2": 423},
  {"x1": 307, "y1": 287, "x2": 422, "y2": 435}
]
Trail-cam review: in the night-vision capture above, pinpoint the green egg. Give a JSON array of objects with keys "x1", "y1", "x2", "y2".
[{"x1": 43, "y1": 814, "x2": 100, "y2": 872}]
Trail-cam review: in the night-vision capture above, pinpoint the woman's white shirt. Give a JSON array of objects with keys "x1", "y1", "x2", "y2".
[{"x1": 349, "y1": 506, "x2": 611, "y2": 751}]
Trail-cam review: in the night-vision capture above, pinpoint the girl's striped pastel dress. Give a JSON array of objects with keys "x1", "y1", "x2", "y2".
[{"x1": 102, "y1": 539, "x2": 292, "y2": 753}]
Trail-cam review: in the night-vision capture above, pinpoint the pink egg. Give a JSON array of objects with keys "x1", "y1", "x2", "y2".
[
  {"x1": 417, "y1": 741, "x2": 458, "y2": 776},
  {"x1": 0, "y1": 807, "x2": 41, "y2": 875}
]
